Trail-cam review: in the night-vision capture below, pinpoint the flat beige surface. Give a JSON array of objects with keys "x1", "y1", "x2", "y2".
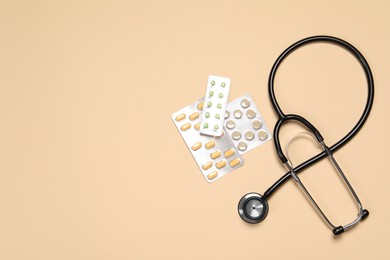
[{"x1": 1, "y1": 1, "x2": 389, "y2": 259}]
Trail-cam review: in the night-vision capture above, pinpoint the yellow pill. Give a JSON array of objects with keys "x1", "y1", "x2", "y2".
[
  {"x1": 202, "y1": 161, "x2": 213, "y2": 170},
  {"x1": 191, "y1": 142, "x2": 202, "y2": 151},
  {"x1": 189, "y1": 112, "x2": 200, "y2": 121},
  {"x1": 229, "y1": 158, "x2": 241, "y2": 167},
  {"x1": 180, "y1": 123, "x2": 191, "y2": 131},
  {"x1": 216, "y1": 160, "x2": 227, "y2": 169},
  {"x1": 175, "y1": 113, "x2": 186, "y2": 122},
  {"x1": 207, "y1": 171, "x2": 218, "y2": 180},
  {"x1": 197, "y1": 102, "x2": 204, "y2": 110},
  {"x1": 224, "y1": 148, "x2": 235, "y2": 158},
  {"x1": 194, "y1": 122, "x2": 200, "y2": 130},
  {"x1": 210, "y1": 150, "x2": 221, "y2": 159},
  {"x1": 205, "y1": 140, "x2": 216, "y2": 149}
]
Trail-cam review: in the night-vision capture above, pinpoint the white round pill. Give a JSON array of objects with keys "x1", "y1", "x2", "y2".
[
  {"x1": 246, "y1": 109, "x2": 256, "y2": 119},
  {"x1": 252, "y1": 119, "x2": 262, "y2": 130},
  {"x1": 225, "y1": 110, "x2": 231, "y2": 119},
  {"x1": 258, "y1": 130, "x2": 268, "y2": 141},
  {"x1": 234, "y1": 109, "x2": 243, "y2": 119},
  {"x1": 245, "y1": 131, "x2": 255, "y2": 141},
  {"x1": 240, "y1": 98, "x2": 251, "y2": 108},
  {"x1": 237, "y1": 142, "x2": 247, "y2": 151},
  {"x1": 232, "y1": 131, "x2": 242, "y2": 140},
  {"x1": 226, "y1": 120, "x2": 235, "y2": 129}
]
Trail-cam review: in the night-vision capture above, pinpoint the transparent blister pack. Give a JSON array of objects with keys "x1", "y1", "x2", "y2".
[
  {"x1": 172, "y1": 98, "x2": 244, "y2": 183},
  {"x1": 200, "y1": 75, "x2": 231, "y2": 137},
  {"x1": 224, "y1": 94, "x2": 272, "y2": 154}
]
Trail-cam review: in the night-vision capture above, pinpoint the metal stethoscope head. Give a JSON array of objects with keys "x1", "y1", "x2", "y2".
[{"x1": 238, "y1": 193, "x2": 269, "y2": 224}]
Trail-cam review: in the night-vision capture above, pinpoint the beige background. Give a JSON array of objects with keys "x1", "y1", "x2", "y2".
[{"x1": 1, "y1": 0, "x2": 389, "y2": 259}]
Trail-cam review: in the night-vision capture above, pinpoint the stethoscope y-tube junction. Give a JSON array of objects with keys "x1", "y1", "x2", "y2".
[{"x1": 238, "y1": 35, "x2": 374, "y2": 236}]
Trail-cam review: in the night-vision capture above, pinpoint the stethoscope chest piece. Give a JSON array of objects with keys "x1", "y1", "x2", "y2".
[{"x1": 238, "y1": 193, "x2": 269, "y2": 224}]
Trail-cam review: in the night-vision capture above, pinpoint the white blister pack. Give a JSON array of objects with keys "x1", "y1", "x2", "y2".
[
  {"x1": 172, "y1": 98, "x2": 244, "y2": 183},
  {"x1": 224, "y1": 94, "x2": 272, "y2": 154},
  {"x1": 200, "y1": 75, "x2": 231, "y2": 137}
]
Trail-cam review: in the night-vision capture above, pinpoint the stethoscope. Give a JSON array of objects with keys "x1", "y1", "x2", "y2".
[{"x1": 238, "y1": 35, "x2": 374, "y2": 236}]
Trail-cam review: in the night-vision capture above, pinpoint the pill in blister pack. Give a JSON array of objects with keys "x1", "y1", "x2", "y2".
[
  {"x1": 225, "y1": 94, "x2": 272, "y2": 154},
  {"x1": 200, "y1": 75, "x2": 231, "y2": 137},
  {"x1": 172, "y1": 98, "x2": 244, "y2": 183}
]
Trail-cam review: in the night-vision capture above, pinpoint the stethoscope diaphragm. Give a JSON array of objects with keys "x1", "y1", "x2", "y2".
[{"x1": 238, "y1": 193, "x2": 269, "y2": 224}]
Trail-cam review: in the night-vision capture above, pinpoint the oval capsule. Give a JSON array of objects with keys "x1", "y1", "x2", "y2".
[
  {"x1": 175, "y1": 113, "x2": 186, "y2": 122},
  {"x1": 224, "y1": 148, "x2": 235, "y2": 158},
  {"x1": 189, "y1": 112, "x2": 199, "y2": 121},
  {"x1": 205, "y1": 140, "x2": 216, "y2": 149},
  {"x1": 191, "y1": 142, "x2": 202, "y2": 151},
  {"x1": 194, "y1": 122, "x2": 200, "y2": 130},
  {"x1": 210, "y1": 150, "x2": 221, "y2": 159},
  {"x1": 180, "y1": 123, "x2": 191, "y2": 131},
  {"x1": 207, "y1": 171, "x2": 218, "y2": 180},
  {"x1": 216, "y1": 160, "x2": 227, "y2": 169},
  {"x1": 202, "y1": 161, "x2": 213, "y2": 170},
  {"x1": 229, "y1": 158, "x2": 241, "y2": 167},
  {"x1": 197, "y1": 102, "x2": 204, "y2": 110}
]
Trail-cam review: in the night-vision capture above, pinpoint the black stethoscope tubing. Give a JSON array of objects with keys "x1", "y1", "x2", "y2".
[{"x1": 263, "y1": 35, "x2": 375, "y2": 200}]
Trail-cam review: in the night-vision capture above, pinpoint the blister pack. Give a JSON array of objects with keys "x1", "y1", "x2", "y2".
[
  {"x1": 172, "y1": 98, "x2": 244, "y2": 183},
  {"x1": 200, "y1": 75, "x2": 231, "y2": 137},
  {"x1": 224, "y1": 94, "x2": 272, "y2": 154}
]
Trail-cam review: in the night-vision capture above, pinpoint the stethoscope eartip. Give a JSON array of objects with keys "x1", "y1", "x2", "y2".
[
  {"x1": 332, "y1": 209, "x2": 370, "y2": 236},
  {"x1": 362, "y1": 209, "x2": 369, "y2": 220},
  {"x1": 238, "y1": 193, "x2": 269, "y2": 224}
]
